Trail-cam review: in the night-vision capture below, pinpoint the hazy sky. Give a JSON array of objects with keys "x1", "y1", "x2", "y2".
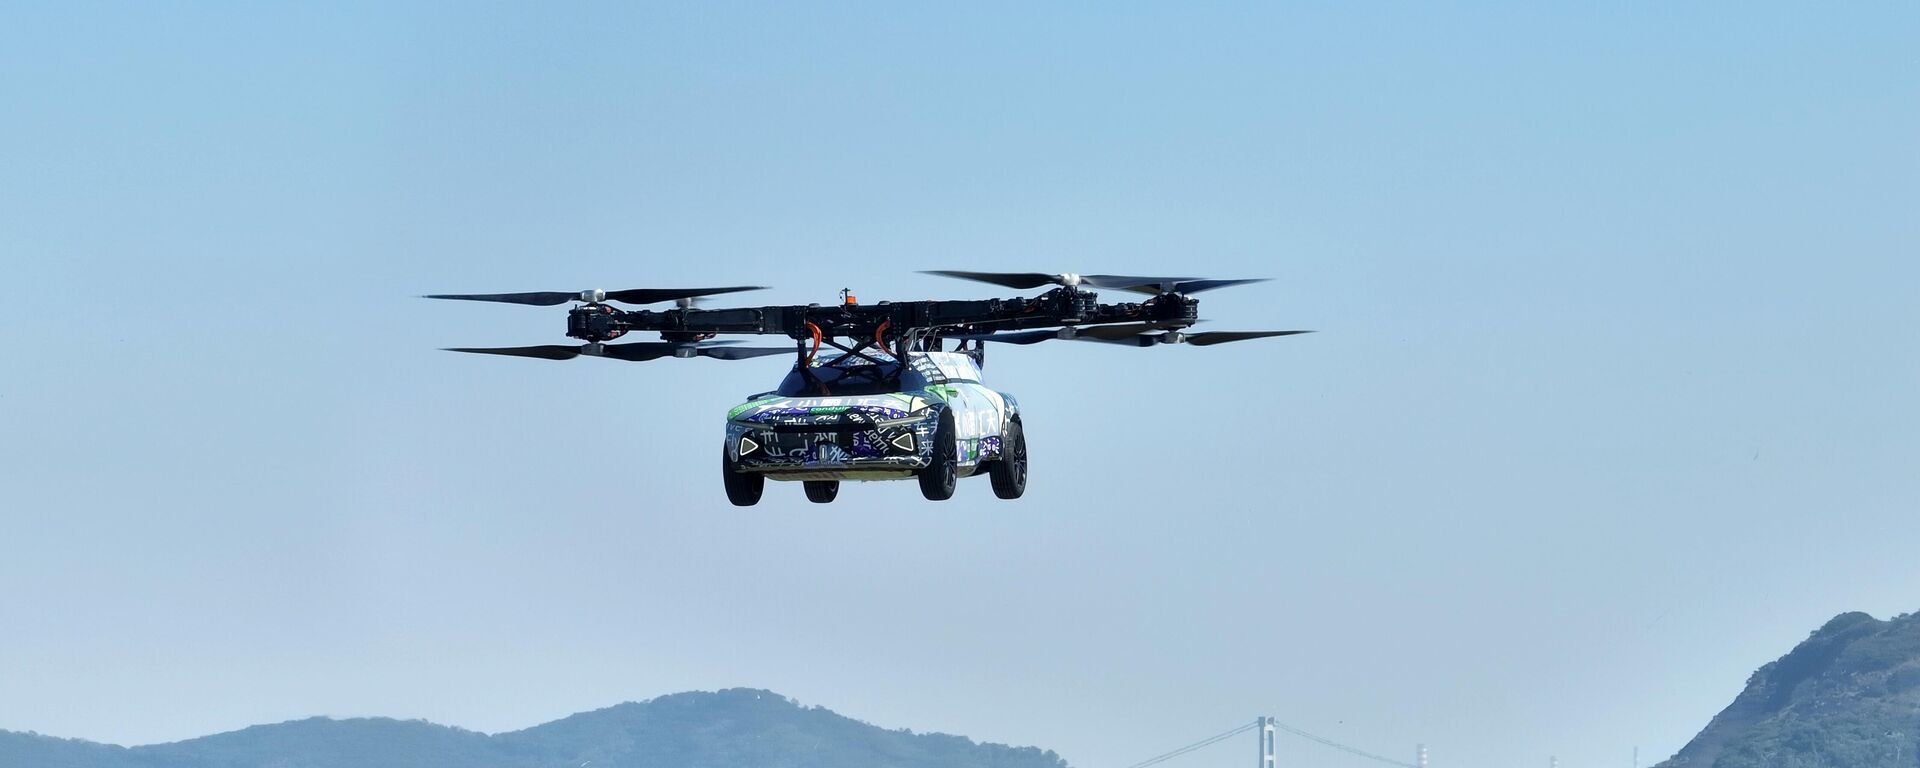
[{"x1": 2, "y1": 3, "x2": 1916, "y2": 768}]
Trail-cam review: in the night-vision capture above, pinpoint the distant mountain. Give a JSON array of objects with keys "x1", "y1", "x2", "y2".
[
  {"x1": 1659, "y1": 611, "x2": 1920, "y2": 768},
  {"x1": 0, "y1": 688, "x2": 1070, "y2": 768}
]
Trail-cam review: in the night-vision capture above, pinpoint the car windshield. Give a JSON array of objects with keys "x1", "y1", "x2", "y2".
[{"x1": 775, "y1": 355, "x2": 930, "y2": 397}]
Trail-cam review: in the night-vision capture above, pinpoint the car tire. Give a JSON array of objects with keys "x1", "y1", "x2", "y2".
[
  {"x1": 803, "y1": 480, "x2": 839, "y2": 503},
  {"x1": 989, "y1": 418, "x2": 1027, "y2": 500},
  {"x1": 917, "y1": 412, "x2": 958, "y2": 501},
  {"x1": 722, "y1": 446, "x2": 764, "y2": 507}
]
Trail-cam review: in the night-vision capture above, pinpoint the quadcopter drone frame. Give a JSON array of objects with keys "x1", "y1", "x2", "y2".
[
  {"x1": 430, "y1": 271, "x2": 1308, "y2": 364},
  {"x1": 564, "y1": 285, "x2": 1197, "y2": 356}
]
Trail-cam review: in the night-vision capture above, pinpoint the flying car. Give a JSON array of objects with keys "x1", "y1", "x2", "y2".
[
  {"x1": 722, "y1": 346, "x2": 1021, "y2": 504},
  {"x1": 427, "y1": 271, "x2": 1310, "y2": 504}
]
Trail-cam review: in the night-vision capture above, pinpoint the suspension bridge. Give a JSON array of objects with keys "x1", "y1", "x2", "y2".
[{"x1": 1122, "y1": 716, "x2": 1426, "y2": 768}]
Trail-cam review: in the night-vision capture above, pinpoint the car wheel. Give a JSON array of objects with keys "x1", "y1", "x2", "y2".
[
  {"x1": 989, "y1": 418, "x2": 1027, "y2": 500},
  {"x1": 917, "y1": 412, "x2": 957, "y2": 501},
  {"x1": 722, "y1": 446, "x2": 764, "y2": 507},
  {"x1": 804, "y1": 480, "x2": 839, "y2": 503}
]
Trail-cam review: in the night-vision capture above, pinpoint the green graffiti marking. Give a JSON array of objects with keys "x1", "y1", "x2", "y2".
[{"x1": 727, "y1": 396, "x2": 779, "y2": 419}]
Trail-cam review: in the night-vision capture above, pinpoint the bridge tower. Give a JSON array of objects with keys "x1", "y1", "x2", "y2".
[{"x1": 1258, "y1": 717, "x2": 1277, "y2": 768}]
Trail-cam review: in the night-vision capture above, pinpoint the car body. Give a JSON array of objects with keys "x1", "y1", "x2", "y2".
[{"x1": 721, "y1": 350, "x2": 1026, "y2": 504}]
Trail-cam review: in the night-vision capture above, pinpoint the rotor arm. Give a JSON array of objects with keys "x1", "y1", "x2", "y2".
[{"x1": 568, "y1": 304, "x2": 806, "y2": 342}]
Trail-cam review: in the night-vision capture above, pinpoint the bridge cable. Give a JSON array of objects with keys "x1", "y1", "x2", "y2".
[
  {"x1": 1120, "y1": 721, "x2": 1261, "y2": 768},
  {"x1": 1267, "y1": 719, "x2": 1420, "y2": 768}
]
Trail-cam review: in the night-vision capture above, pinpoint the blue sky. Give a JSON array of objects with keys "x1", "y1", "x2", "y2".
[{"x1": 2, "y1": 3, "x2": 1916, "y2": 768}]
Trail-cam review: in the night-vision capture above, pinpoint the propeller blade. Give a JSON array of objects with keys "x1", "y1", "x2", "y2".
[
  {"x1": 1181, "y1": 330, "x2": 1315, "y2": 346},
  {"x1": 1082, "y1": 275, "x2": 1268, "y2": 295},
  {"x1": 698, "y1": 346, "x2": 793, "y2": 361},
  {"x1": 950, "y1": 329, "x2": 1065, "y2": 345},
  {"x1": 948, "y1": 325, "x2": 1309, "y2": 349},
  {"x1": 1073, "y1": 334, "x2": 1159, "y2": 347},
  {"x1": 444, "y1": 341, "x2": 794, "y2": 362},
  {"x1": 425, "y1": 286, "x2": 767, "y2": 307},
  {"x1": 952, "y1": 323, "x2": 1186, "y2": 344},
  {"x1": 920, "y1": 270, "x2": 1076, "y2": 290},
  {"x1": 595, "y1": 343, "x2": 680, "y2": 362},
  {"x1": 424, "y1": 292, "x2": 580, "y2": 306},
  {"x1": 1166, "y1": 278, "x2": 1270, "y2": 294},
  {"x1": 1075, "y1": 329, "x2": 1313, "y2": 347},
  {"x1": 1074, "y1": 322, "x2": 1172, "y2": 340},
  {"x1": 604, "y1": 286, "x2": 767, "y2": 305},
  {"x1": 442, "y1": 344, "x2": 583, "y2": 360},
  {"x1": 921, "y1": 271, "x2": 1268, "y2": 296},
  {"x1": 1079, "y1": 274, "x2": 1197, "y2": 293},
  {"x1": 593, "y1": 341, "x2": 778, "y2": 361},
  {"x1": 441, "y1": 343, "x2": 673, "y2": 361}
]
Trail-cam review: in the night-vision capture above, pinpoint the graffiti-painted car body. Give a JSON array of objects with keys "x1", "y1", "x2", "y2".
[{"x1": 724, "y1": 351, "x2": 1018, "y2": 482}]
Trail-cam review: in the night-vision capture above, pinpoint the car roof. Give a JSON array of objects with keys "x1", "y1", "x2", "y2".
[{"x1": 805, "y1": 350, "x2": 982, "y2": 381}]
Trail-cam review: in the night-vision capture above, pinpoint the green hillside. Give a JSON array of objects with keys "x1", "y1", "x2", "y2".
[
  {"x1": 0, "y1": 689, "x2": 1069, "y2": 768},
  {"x1": 1660, "y1": 611, "x2": 1920, "y2": 768}
]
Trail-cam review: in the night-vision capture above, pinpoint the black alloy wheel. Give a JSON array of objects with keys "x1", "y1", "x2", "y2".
[
  {"x1": 722, "y1": 446, "x2": 764, "y2": 506},
  {"x1": 803, "y1": 480, "x2": 839, "y2": 503},
  {"x1": 989, "y1": 418, "x2": 1027, "y2": 500},
  {"x1": 917, "y1": 412, "x2": 958, "y2": 501}
]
